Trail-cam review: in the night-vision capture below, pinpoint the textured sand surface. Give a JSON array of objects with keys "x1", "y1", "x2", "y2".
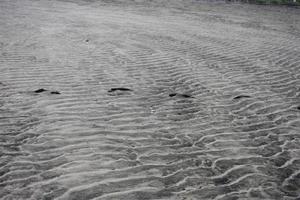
[{"x1": 1, "y1": 0, "x2": 300, "y2": 199}]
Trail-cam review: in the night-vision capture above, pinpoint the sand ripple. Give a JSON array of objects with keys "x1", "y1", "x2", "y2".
[{"x1": 0, "y1": 0, "x2": 300, "y2": 199}]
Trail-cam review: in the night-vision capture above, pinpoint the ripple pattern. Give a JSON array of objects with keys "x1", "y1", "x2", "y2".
[{"x1": 0, "y1": 0, "x2": 300, "y2": 199}]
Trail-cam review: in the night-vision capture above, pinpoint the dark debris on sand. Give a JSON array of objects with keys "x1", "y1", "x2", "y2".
[
  {"x1": 169, "y1": 93, "x2": 194, "y2": 98},
  {"x1": 233, "y1": 95, "x2": 251, "y2": 100},
  {"x1": 34, "y1": 88, "x2": 47, "y2": 93},
  {"x1": 34, "y1": 88, "x2": 61, "y2": 94},
  {"x1": 108, "y1": 88, "x2": 133, "y2": 92},
  {"x1": 50, "y1": 91, "x2": 61, "y2": 95}
]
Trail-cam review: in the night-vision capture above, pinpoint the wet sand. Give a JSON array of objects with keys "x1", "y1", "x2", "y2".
[{"x1": 0, "y1": 0, "x2": 300, "y2": 199}]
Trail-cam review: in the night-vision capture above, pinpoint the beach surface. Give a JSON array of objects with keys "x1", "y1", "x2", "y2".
[{"x1": 0, "y1": 0, "x2": 300, "y2": 199}]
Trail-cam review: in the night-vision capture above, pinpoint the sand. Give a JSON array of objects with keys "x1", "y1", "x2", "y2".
[{"x1": 0, "y1": 0, "x2": 300, "y2": 199}]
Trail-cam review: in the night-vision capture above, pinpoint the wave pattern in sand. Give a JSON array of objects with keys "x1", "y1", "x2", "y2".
[{"x1": 0, "y1": 0, "x2": 300, "y2": 199}]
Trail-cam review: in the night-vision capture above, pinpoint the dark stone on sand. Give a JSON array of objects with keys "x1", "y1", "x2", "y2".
[
  {"x1": 297, "y1": 106, "x2": 300, "y2": 110},
  {"x1": 169, "y1": 93, "x2": 193, "y2": 98},
  {"x1": 34, "y1": 88, "x2": 47, "y2": 93},
  {"x1": 50, "y1": 91, "x2": 61, "y2": 95},
  {"x1": 233, "y1": 95, "x2": 251, "y2": 100},
  {"x1": 108, "y1": 87, "x2": 133, "y2": 92},
  {"x1": 86, "y1": 39, "x2": 89, "y2": 42}
]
